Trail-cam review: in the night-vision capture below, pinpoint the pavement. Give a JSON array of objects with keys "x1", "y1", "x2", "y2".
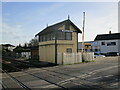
[{"x1": 1, "y1": 56, "x2": 120, "y2": 89}]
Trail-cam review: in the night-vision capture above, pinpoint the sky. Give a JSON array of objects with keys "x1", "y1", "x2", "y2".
[{"x1": 1, "y1": 1, "x2": 118, "y2": 46}]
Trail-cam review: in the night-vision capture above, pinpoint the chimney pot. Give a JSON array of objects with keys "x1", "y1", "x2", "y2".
[{"x1": 109, "y1": 31, "x2": 111, "y2": 34}]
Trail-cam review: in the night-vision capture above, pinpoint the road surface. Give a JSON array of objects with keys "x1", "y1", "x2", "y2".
[{"x1": 1, "y1": 56, "x2": 119, "y2": 89}]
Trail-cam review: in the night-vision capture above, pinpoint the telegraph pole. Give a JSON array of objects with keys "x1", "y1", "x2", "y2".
[
  {"x1": 55, "y1": 30, "x2": 57, "y2": 65},
  {"x1": 82, "y1": 12, "x2": 85, "y2": 53}
]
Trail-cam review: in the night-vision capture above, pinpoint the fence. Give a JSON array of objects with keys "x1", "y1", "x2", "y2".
[{"x1": 57, "y1": 52, "x2": 94, "y2": 65}]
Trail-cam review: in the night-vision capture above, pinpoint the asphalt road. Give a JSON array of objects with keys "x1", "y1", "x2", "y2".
[{"x1": 2, "y1": 56, "x2": 120, "y2": 89}]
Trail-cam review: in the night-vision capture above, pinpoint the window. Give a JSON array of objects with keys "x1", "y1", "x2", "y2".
[
  {"x1": 48, "y1": 33, "x2": 55, "y2": 40},
  {"x1": 39, "y1": 31, "x2": 72, "y2": 42},
  {"x1": 46, "y1": 34, "x2": 51, "y2": 41},
  {"x1": 43, "y1": 36, "x2": 46, "y2": 41},
  {"x1": 65, "y1": 23, "x2": 70, "y2": 30},
  {"x1": 57, "y1": 32, "x2": 65, "y2": 40},
  {"x1": 65, "y1": 32, "x2": 72, "y2": 40},
  {"x1": 39, "y1": 36, "x2": 43, "y2": 42},
  {"x1": 39, "y1": 36, "x2": 40, "y2": 42},
  {"x1": 51, "y1": 33, "x2": 55, "y2": 40},
  {"x1": 95, "y1": 49, "x2": 98, "y2": 52},
  {"x1": 45, "y1": 35, "x2": 47, "y2": 41},
  {"x1": 66, "y1": 48, "x2": 72, "y2": 53},
  {"x1": 107, "y1": 42, "x2": 116, "y2": 46},
  {"x1": 101, "y1": 42, "x2": 105, "y2": 45},
  {"x1": 57, "y1": 32, "x2": 72, "y2": 40},
  {"x1": 49, "y1": 33, "x2": 52, "y2": 40},
  {"x1": 41, "y1": 36, "x2": 43, "y2": 41}
]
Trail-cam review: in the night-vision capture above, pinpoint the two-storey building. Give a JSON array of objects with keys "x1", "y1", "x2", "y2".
[
  {"x1": 92, "y1": 32, "x2": 120, "y2": 55},
  {"x1": 36, "y1": 18, "x2": 82, "y2": 64}
]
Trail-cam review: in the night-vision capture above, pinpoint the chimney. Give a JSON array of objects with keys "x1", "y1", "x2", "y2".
[
  {"x1": 109, "y1": 31, "x2": 111, "y2": 34},
  {"x1": 46, "y1": 24, "x2": 48, "y2": 27}
]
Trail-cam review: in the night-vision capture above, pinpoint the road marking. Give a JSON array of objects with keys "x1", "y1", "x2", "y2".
[
  {"x1": 88, "y1": 75, "x2": 114, "y2": 80},
  {"x1": 91, "y1": 76, "x2": 102, "y2": 80},
  {"x1": 56, "y1": 65, "x2": 118, "y2": 85},
  {"x1": 41, "y1": 84, "x2": 58, "y2": 88},
  {"x1": 59, "y1": 81, "x2": 70, "y2": 85},
  {"x1": 104, "y1": 75, "x2": 114, "y2": 78},
  {"x1": 57, "y1": 77, "x2": 75, "y2": 84}
]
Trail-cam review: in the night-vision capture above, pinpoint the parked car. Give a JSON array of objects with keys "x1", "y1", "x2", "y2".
[
  {"x1": 106, "y1": 52, "x2": 119, "y2": 56},
  {"x1": 94, "y1": 53, "x2": 106, "y2": 58}
]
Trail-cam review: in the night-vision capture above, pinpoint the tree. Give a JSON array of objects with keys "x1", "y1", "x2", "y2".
[
  {"x1": 24, "y1": 43, "x2": 28, "y2": 48},
  {"x1": 28, "y1": 37, "x2": 38, "y2": 47},
  {"x1": 13, "y1": 44, "x2": 23, "y2": 53}
]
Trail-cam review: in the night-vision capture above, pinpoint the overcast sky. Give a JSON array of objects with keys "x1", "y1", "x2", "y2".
[{"x1": 1, "y1": 1, "x2": 118, "y2": 45}]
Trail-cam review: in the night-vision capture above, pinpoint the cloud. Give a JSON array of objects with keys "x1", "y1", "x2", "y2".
[
  {"x1": 84, "y1": 13, "x2": 118, "y2": 41},
  {"x1": 1, "y1": 23, "x2": 33, "y2": 45},
  {"x1": 71, "y1": 3, "x2": 118, "y2": 42},
  {"x1": 1, "y1": 2, "x2": 118, "y2": 45}
]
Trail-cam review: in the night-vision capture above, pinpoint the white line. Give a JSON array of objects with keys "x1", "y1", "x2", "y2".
[
  {"x1": 104, "y1": 75, "x2": 114, "y2": 78},
  {"x1": 91, "y1": 76, "x2": 102, "y2": 80},
  {"x1": 57, "y1": 65, "x2": 117, "y2": 85},
  {"x1": 57, "y1": 77, "x2": 75, "y2": 84}
]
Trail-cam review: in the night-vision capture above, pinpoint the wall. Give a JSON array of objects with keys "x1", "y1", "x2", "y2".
[
  {"x1": 31, "y1": 49, "x2": 39, "y2": 60},
  {"x1": 57, "y1": 32, "x2": 77, "y2": 53},
  {"x1": 21, "y1": 52, "x2": 31, "y2": 59},
  {"x1": 39, "y1": 24, "x2": 78, "y2": 63},
  {"x1": 57, "y1": 52, "x2": 94, "y2": 65},
  {"x1": 92, "y1": 40, "x2": 119, "y2": 54},
  {"x1": 39, "y1": 44, "x2": 55, "y2": 63},
  {"x1": 98, "y1": 40, "x2": 118, "y2": 53},
  {"x1": 118, "y1": 40, "x2": 120, "y2": 54},
  {"x1": 100, "y1": 40, "x2": 118, "y2": 53},
  {"x1": 78, "y1": 42, "x2": 93, "y2": 52}
]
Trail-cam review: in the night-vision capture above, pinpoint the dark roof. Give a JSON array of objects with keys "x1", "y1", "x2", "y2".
[
  {"x1": 30, "y1": 46, "x2": 39, "y2": 50},
  {"x1": 94, "y1": 33, "x2": 120, "y2": 41},
  {"x1": 36, "y1": 19, "x2": 82, "y2": 36},
  {"x1": 2, "y1": 44, "x2": 15, "y2": 47}
]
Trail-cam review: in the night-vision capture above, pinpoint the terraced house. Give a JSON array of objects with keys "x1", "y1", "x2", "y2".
[{"x1": 36, "y1": 18, "x2": 82, "y2": 64}]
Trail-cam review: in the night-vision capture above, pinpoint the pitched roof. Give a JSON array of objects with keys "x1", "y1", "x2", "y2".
[
  {"x1": 2, "y1": 44, "x2": 15, "y2": 47},
  {"x1": 94, "y1": 33, "x2": 120, "y2": 41},
  {"x1": 36, "y1": 19, "x2": 82, "y2": 36}
]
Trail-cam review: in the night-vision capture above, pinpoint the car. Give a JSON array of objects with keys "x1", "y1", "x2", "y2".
[
  {"x1": 94, "y1": 53, "x2": 106, "y2": 58},
  {"x1": 106, "y1": 52, "x2": 119, "y2": 56}
]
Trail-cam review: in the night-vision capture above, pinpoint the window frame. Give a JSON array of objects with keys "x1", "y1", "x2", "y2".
[
  {"x1": 66, "y1": 48, "x2": 72, "y2": 53},
  {"x1": 107, "y1": 42, "x2": 116, "y2": 46},
  {"x1": 65, "y1": 32, "x2": 72, "y2": 40},
  {"x1": 101, "y1": 42, "x2": 105, "y2": 45}
]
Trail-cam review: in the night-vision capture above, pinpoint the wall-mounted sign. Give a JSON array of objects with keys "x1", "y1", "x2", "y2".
[{"x1": 61, "y1": 30, "x2": 74, "y2": 32}]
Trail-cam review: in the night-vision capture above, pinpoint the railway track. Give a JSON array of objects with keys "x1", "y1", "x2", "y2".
[
  {"x1": 1, "y1": 60, "x2": 67, "y2": 89},
  {"x1": 1, "y1": 68, "x2": 31, "y2": 90},
  {"x1": 2, "y1": 60, "x2": 100, "y2": 89},
  {"x1": 1, "y1": 59, "x2": 118, "y2": 89}
]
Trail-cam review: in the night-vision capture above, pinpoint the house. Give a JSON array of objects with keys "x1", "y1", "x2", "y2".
[
  {"x1": 36, "y1": 18, "x2": 82, "y2": 64},
  {"x1": 78, "y1": 41, "x2": 93, "y2": 52},
  {"x1": 1, "y1": 44, "x2": 16, "y2": 51},
  {"x1": 93, "y1": 32, "x2": 120, "y2": 55},
  {"x1": 30, "y1": 46, "x2": 39, "y2": 60},
  {"x1": 21, "y1": 47, "x2": 31, "y2": 59},
  {"x1": 1, "y1": 44, "x2": 16, "y2": 58},
  {"x1": 14, "y1": 46, "x2": 31, "y2": 60}
]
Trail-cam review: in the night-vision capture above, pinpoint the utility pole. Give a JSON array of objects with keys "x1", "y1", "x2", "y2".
[
  {"x1": 82, "y1": 12, "x2": 85, "y2": 53},
  {"x1": 55, "y1": 30, "x2": 57, "y2": 65}
]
